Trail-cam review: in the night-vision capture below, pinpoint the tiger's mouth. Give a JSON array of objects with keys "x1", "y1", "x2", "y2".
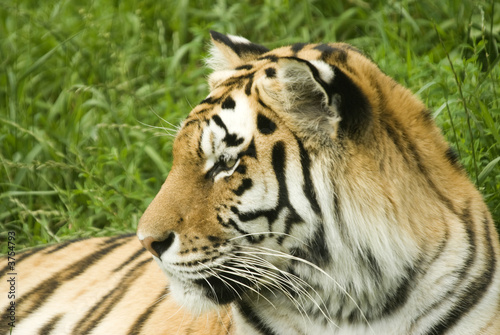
[
  {"x1": 160, "y1": 254, "x2": 264, "y2": 307},
  {"x1": 194, "y1": 269, "x2": 254, "y2": 305}
]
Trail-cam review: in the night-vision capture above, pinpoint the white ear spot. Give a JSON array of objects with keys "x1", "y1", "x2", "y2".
[
  {"x1": 309, "y1": 60, "x2": 335, "y2": 83},
  {"x1": 226, "y1": 34, "x2": 251, "y2": 44}
]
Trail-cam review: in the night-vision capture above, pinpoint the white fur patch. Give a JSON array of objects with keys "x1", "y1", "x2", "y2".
[
  {"x1": 201, "y1": 93, "x2": 256, "y2": 178},
  {"x1": 309, "y1": 59, "x2": 335, "y2": 83},
  {"x1": 226, "y1": 34, "x2": 251, "y2": 44}
]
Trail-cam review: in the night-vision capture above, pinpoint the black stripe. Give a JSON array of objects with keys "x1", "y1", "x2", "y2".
[
  {"x1": 193, "y1": 108, "x2": 212, "y2": 116},
  {"x1": 344, "y1": 44, "x2": 363, "y2": 55},
  {"x1": 197, "y1": 135, "x2": 204, "y2": 159},
  {"x1": 290, "y1": 222, "x2": 330, "y2": 266},
  {"x1": 411, "y1": 222, "x2": 451, "y2": 321},
  {"x1": 445, "y1": 146, "x2": 463, "y2": 170},
  {"x1": 38, "y1": 313, "x2": 63, "y2": 335},
  {"x1": 236, "y1": 300, "x2": 278, "y2": 335},
  {"x1": 382, "y1": 118, "x2": 457, "y2": 215},
  {"x1": 0, "y1": 240, "x2": 129, "y2": 323},
  {"x1": 235, "y1": 64, "x2": 253, "y2": 70},
  {"x1": 258, "y1": 54, "x2": 278, "y2": 62},
  {"x1": 291, "y1": 42, "x2": 307, "y2": 54},
  {"x1": 385, "y1": 207, "x2": 452, "y2": 317},
  {"x1": 380, "y1": 223, "x2": 451, "y2": 319},
  {"x1": 244, "y1": 73, "x2": 254, "y2": 95},
  {"x1": 182, "y1": 118, "x2": 200, "y2": 129},
  {"x1": 231, "y1": 205, "x2": 279, "y2": 228},
  {"x1": 100, "y1": 233, "x2": 135, "y2": 245},
  {"x1": 0, "y1": 245, "x2": 47, "y2": 278},
  {"x1": 221, "y1": 73, "x2": 255, "y2": 89},
  {"x1": 257, "y1": 113, "x2": 276, "y2": 135},
  {"x1": 212, "y1": 114, "x2": 228, "y2": 132},
  {"x1": 459, "y1": 203, "x2": 477, "y2": 273},
  {"x1": 212, "y1": 114, "x2": 244, "y2": 147},
  {"x1": 128, "y1": 288, "x2": 169, "y2": 334},
  {"x1": 222, "y1": 96, "x2": 236, "y2": 110},
  {"x1": 112, "y1": 247, "x2": 147, "y2": 272},
  {"x1": 224, "y1": 133, "x2": 244, "y2": 147},
  {"x1": 239, "y1": 138, "x2": 257, "y2": 159},
  {"x1": 230, "y1": 141, "x2": 307, "y2": 245},
  {"x1": 333, "y1": 191, "x2": 350, "y2": 246},
  {"x1": 421, "y1": 108, "x2": 434, "y2": 124},
  {"x1": 426, "y1": 212, "x2": 496, "y2": 334},
  {"x1": 233, "y1": 178, "x2": 253, "y2": 196},
  {"x1": 362, "y1": 248, "x2": 383, "y2": 281},
  {"x1": 257, "y1": 98, "x2": 270, "y2": 110},
  {"x1": 44, "y1": 237, "x2": 88, "y2": 254},
  {"x1": 412, "y1": 211, "x2": 472, "y2": 324},
  {"x1": 265, "y1": 67, "x2": 276, "y2": 78},
  {"x1": 272, "y1": 142, "x2": 287, "y2": 208},
  {"x1": 278, "y1": 210, "x2": 302, "y2": 245},
  {"x1": 73, "y1": 258, "x2": 151, "y2": 334},
  {"x1": 225, "y1": 216, "x2": 254, "y2": 243},
  {"x1": 200, "y1": 95, "x2": 224, "y2": 105},
  {"x1": 297, "y1": 138, "x2": 321, "y2": 215},
  {"x1": 314, "y1": 44, "x2": 348, "y2": 64},
  {"x1": 235, "y1": 164, "x2": 247, "y2": 174},
  {"x1": 381, "y1": 266, "x2": 417, "y2": 317}
]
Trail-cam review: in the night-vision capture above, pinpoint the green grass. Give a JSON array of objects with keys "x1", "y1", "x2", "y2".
[{"x1": 1, "y1": 0, "x2": 499, "y2": 253}]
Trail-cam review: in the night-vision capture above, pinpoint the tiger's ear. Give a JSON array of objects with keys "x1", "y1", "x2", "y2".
[
  {"x1": 207, "y1": 31, "x2": 269, "y2": 71},
  {"x1": 258, "y1": 57, "x2": 371, "y2": 141}
]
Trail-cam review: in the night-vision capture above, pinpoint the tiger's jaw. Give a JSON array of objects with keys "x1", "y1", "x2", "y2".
[{"x1": 149, "y1": 240, "x2": 294, "y2": 314}]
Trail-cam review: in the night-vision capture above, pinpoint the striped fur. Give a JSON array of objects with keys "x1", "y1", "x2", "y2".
[
  {"x1": 3, "y1": 32, "x2": 499, "y2": 334},
  {"x1": 0, "y1": 235, "x2": 231, "y2": 334}
]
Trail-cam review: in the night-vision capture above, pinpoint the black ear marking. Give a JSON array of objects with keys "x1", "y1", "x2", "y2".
[
  {"x1": 329, "y1": 66, "x2": 372, "y2": 140},
  {"x1": 210, "y1": 31, "x2": 269, "y2": 58}
]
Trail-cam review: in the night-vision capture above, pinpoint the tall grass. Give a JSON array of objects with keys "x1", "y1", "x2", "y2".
[{"x1": 1, "y1": 0, "x2": 499, "y2": 252}]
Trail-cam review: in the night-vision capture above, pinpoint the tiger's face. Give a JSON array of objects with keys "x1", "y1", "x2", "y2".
[
  {"x1": 137, "y1": 31, "x2": 411, "y2": 315},
  {"x1": 137, "y1": 67, "x2": 324, "y2": 312}
]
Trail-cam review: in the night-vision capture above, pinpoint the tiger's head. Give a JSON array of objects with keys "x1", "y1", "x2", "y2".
[{"x1": 137, "y1": 32, "x2": 457, "y2": 317}]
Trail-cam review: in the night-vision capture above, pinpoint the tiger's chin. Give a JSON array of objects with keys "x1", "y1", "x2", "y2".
[
  {"x1": 167, "y1": 279, "x2": 220, "y2": 315},
  {"x1": 169, "y1": 273, "x2": 252, "y2": 315}
]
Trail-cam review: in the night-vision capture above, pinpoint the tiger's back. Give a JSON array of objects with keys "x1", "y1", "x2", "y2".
[
  {"x1": 2, "y1": 32, "x2": 500, "y2": 335},
  {"x1": 0, "y1": 235, "x2": 231, "y2": 334}
]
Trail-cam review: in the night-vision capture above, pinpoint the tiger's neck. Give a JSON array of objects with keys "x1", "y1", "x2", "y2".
[{"x1": 228, "y1": 153, "x2": 430, "y2": 334}]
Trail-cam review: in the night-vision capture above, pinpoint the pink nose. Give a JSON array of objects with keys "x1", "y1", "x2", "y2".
[{"x1": 139, "y1": 232, "x2": 175, "y2": 259}]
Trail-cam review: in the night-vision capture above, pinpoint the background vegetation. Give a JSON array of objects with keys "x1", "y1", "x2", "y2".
[{"x1": 1, "y1": 0, "x2": 499, "y2": 253}]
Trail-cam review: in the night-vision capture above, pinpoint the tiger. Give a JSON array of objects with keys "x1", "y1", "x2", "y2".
[{"x1": 1, "y1": 31, "x2": 499, "y2": 335}]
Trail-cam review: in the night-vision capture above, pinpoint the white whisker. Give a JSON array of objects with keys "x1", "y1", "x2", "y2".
[
  {"x1": 238, "y1": 245, "x2": 374, "y2": 333},
  {"x1": 220, "y1": 250, "x2": 334, "y2": 326},
  {"x1": 229, "y1": 232, "x2": 309, "y2": 246}
]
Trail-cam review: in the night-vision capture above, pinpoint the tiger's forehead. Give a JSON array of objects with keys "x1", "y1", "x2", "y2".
[
  {"x1": 175, "y1": 89, "x2": 257, "y2": 163},
  {"x1": 175, "y1": 41, "x2": 362, "y2": 156}
]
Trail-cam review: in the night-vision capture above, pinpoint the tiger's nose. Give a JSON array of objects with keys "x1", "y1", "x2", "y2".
[{"x1": 140, "y1": 232, "x2": 175, "y2": 259}]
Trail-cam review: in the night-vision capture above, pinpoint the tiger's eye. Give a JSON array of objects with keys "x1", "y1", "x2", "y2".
[{"x1": 225, "y1": 158, "x2": 237, "y2": 169}]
